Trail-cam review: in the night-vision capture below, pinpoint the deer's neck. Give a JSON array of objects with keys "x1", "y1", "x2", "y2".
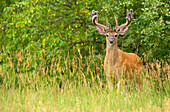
[{"x1": 106, "y1": 44, "x2": 119, "y2": 65}]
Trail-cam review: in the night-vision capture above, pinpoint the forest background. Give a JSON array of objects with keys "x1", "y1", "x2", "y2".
[
  {"x1": 0, "y1": 0, "x2": 169, "y2": 111},
  {"x1": 0, "y1": 0, "x2": 169, "y2": 63}
]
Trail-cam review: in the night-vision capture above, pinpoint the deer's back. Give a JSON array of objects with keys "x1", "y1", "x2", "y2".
[{"x1": 118, "y1": 49, "x2": 142, "y2": 78}]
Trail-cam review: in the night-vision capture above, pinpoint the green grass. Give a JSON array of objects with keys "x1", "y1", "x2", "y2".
[
  {"x1": 0, "y1": 50, "x2": 169, "y2": 112},
  {"x1": 0, "y1": 84, "x2": 169, "y2": 112}
]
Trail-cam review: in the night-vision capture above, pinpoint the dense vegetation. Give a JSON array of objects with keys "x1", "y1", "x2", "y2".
[
  {"x1": 0, "y1": 49, "x2": 169, "y2": 111},
  {"x1": 1, "y1": 0, "x2": 169, "y2": 61},
  {"x1": 0, "y1": 0, "x2": 169, "y2": 111}
]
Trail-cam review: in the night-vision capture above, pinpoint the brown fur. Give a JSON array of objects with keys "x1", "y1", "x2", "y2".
[{"x1": 104, "y1": 31, "x2": 142, "y2": 89}]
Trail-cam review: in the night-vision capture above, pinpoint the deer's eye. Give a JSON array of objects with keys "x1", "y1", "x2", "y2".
[
  {"x1": 106, "y1": 34, "x2": 109, "y2": 37},
  {"x1": 114, "y1": 34, "x2": 118, "y2": 37}
]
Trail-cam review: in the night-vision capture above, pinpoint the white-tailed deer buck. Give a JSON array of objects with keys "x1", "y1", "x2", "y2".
[{"x1": 90, "y1": 9, "x2": 142, "y2": 90}]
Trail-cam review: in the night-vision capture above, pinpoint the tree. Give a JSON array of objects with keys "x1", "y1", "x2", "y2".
[{"x1": 0, "y1": 0, "x2": 169, "y2": 66}]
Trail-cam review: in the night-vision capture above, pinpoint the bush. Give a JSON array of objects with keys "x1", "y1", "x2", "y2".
[
  {"x1": 0, "y1": 0, "x2": 169, "y2": 62},
  {"x1": 0, "y1": 0, "x2": 169, "y2": 87}
]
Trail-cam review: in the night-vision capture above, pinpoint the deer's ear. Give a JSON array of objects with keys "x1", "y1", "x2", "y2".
[
  {"x1": 118, "y1": 26, "x2": 128, "y2": 35},
  {"x1": 96, "y1": 26, "x2": 106, "y2": 35}
]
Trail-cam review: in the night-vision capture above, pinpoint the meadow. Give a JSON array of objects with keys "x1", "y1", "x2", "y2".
[
  {"x1": 0, "y1": 0, "x2": 169, "y2": 111},
  {"x1": 0, "y1": 50, "x2": 169, "y2": 112}
]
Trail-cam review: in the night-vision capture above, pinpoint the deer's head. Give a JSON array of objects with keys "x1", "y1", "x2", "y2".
[{"x1": 90, "y1": 9, "x2": 133, "y2": 48}]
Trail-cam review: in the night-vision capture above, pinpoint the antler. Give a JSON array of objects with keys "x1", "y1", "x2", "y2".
[
  {"x1": 90, "y1": 10, "x2": 110, "y2": 32},
  {"x1": 115, "y1": 9, "x2": 133, "y2": 32}
]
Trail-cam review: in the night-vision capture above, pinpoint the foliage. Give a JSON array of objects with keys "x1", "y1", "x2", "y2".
[
  {"x1": 0, "y1": 0, "x2": 169, "y2": 63},
  {"x1": 0, "y1": 1, "x2": 169, "y2": 110}
]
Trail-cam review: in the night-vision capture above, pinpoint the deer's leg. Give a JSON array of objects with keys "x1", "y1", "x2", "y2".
[
  {"x1": 117, "y1": 80, "x2": 121, "y2": 89},
  {"x1": 135, "y1": 68, "x2": 142, "y2": 90},
  {"x1": 109, "y1": 81, "x2": 113, "y2": 91},
  {"x1": 116, "y1": 74, "x2": 121, "y2": 89},
  {"x1": 115, "y1": 70, "x2": 121, "y2": 89},
  {"x1": 107, "y1": 76, "x2": 113, "y2": 91},
  {"x1": 106, "y1": 71, "x2": 113, "y2": 91},
  {"x1": 135, "y1": 75, "x2": 142, "y2": 90}
]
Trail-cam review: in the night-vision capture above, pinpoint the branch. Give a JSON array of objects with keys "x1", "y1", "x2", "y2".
[
  {"x1": 55, "y1": 0, "x2": 59, "y2": 3},
  {"x1": 48, "y1": 1, "x2": 72, "y2": 8},
  {"x1": 66, "y1": 0, "x2": 71, "y2": 4},
  {"x1": 47, "y1": 2, "x2": 57, "y2": 7},
  {"x1": 69, "y1": 40, "x2": 103, "y2": 49},
  {"x1": 63, "y1": 3, "x2": 72, "y2": 8},
  {"x1": 72, "y1": 40, "x2": 103, "y2": 45},
  {"x1": 53, "y1": 18, "x2": 63, "y2": 23}
]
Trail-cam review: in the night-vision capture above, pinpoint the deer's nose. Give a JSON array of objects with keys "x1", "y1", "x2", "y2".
[{"x1": 110, "y1": 40, "x2": 114, "y2": 44}]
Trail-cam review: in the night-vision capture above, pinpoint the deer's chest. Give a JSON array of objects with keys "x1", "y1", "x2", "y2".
[{"x1": 104, "y1": 53, "x2": 119, "y2": 70}]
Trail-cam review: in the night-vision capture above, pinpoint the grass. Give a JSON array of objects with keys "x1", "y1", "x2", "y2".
[
  {"x1": 0, "y1": 49, "x2": 169, "y2": 112},
  {"x1": 0, "y1": 84, "x2": 169, "y2": 112}
]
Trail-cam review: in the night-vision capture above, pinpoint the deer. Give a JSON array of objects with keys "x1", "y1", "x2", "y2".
[{"x1": 90, "y1": 9, "x2": 142, "y2": 90}]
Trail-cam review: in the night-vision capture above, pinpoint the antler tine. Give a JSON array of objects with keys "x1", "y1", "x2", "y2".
[
  {"x1": 114, "y1": 16, "x2": 118, "y2": 31},
  {"x1": 126, "y1": 9, "x2": 129, "y2": 18},
  {"x1": 130, "y1": 9, "x2": 133, "y2": 20},
  {"x1": 106, "y1": 18, "x2": 111, "y2": 29},
  {"x1": 90, "y1": 10, "x2": 98, "y2": 25},
  {"x1": 90, "y1": 10, "x2": 110, "y2": 31},
  {"x1": 116, "y1": 9, "x2": 133, "y2": 31},
  {"x1": 126, "y1": 9, "x2": 133, "y2": 25}
]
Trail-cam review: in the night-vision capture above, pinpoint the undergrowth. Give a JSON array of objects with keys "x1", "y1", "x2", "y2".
[{"x1": 0, "y1": 49, "x2": 169, "y2": 111}]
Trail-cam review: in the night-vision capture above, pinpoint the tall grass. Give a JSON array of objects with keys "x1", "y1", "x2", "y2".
[{"x1": 0, "y1": 48, "x2": 169, "y2": 111}]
